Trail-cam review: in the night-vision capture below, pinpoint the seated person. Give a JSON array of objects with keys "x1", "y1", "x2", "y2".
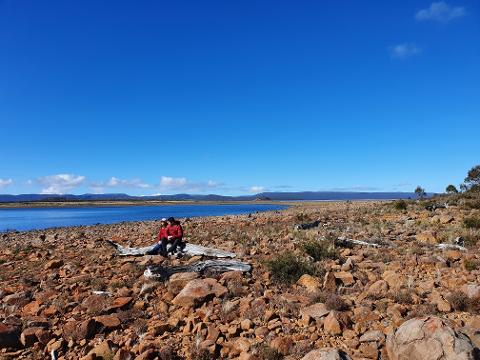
[
  {"x1": 166, "y1": 217, "x2": 184, "y2": 254},
  {"x1": 147, "y1": 218, "x2": 169, "y2": 256}
]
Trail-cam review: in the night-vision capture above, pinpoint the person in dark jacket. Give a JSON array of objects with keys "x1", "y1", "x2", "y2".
[
  {"x1": 147, "y1": 218, "x2": 169, "y2": 255},
  {"x1": 166, "y1": 217, "x2": 183, "y2": 254}
]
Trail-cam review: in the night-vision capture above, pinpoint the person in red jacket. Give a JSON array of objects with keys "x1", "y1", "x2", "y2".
[
  {"x1": 147, "y1": 218, "x2": 169, "y2": 255},
  {"x1": 166, "y1": 217, "x2": 183, "y2": 254}
]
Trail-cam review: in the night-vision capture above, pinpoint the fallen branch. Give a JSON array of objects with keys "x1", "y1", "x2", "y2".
[
  {"x1": 436, "y1": 243, "x2": 467, "y2": 252},
  {"x1": 106, "y1": 240, "x2": 237, "y2": 258},
  {"x1": 335, "y1": 236, "x2": 383, "y2": 248},
  {"x1": 144, "y1": 259, "x2": 252, "y2": 281},
  {"x1": 294, "y1": 220, "x2": 321, "y2": 230}
]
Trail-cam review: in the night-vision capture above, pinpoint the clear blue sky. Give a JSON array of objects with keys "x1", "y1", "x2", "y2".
[{"x1": 1, "y1": 0, "x2": 479, "y2": 195}]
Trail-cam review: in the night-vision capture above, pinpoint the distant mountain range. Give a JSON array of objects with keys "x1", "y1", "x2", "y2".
[{"x1": 0, "y1": 191, "x2": 423, "y2": 203}]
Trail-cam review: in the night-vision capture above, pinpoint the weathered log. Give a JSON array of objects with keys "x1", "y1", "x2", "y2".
[
  {"x1": 335, "y1": 236, "x2": 383, "y2": 248},
  {"x1": 144, "y1": 259, "x2": 252, "y2": 281},
  {"x1": 294, "y1": 220, "x2": 321, "y2": 230},
  {"x1": 106, "y1": 240, "x2": 237, "y2": 258},
  {"x1": 437, "y1": 243, "x2": 467, "y2": 251}
]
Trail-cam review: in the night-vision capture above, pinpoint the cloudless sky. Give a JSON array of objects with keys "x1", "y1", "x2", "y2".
[{"x1": 1, "y1": 0, "x2": 479, "y2": 195}]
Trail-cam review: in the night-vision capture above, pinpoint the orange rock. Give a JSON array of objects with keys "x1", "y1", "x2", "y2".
[{"x1": 323, "y1": 311, "x2": 342, "y2": 335}]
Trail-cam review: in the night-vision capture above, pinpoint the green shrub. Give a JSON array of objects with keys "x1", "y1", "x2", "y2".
[
  {"x1": 265, "y1": 253, "x2": 315, "y2": 284},
  {"x1": 394, "y1": 200, "x2": 408, "y2": 211},
  {"x1": 464, "y1": 259, "x2": 480, "y2": 271},
  {"x1": 296, "y1": 213, "x2": 311, "y2": 222},
  {"x1": 464, "y1": 217, "x2": 480, "y2": 229},
  {"x1": 302, "y1": 240, "x2": 338, "y2": 261},
  {"x1": 465, "y1": 200, "x2": 480, "y2": 210}
]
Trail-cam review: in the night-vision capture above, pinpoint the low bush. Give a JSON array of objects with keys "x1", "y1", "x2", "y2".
[
  {"x1": 392, "y1": 289, "x2": 414, "y2": 305},
  {"x1": 315, "y1": 292, "x2": 350, "y2": 311},
  {"x1": 465, "y1": 200, "x2": 480, "y2": 210},
  {"x1": 464, "y1": 217, "x2": 480, "y2": 229},
  {"x1": 295, "y1": 213, "x2": 311, "y2": 222},
  {"x1": 464, "y1": 259, "x2": 480, "y2": 271},
  {"x1": 394, "y1": 200, "x2": 408, "y2": 211},
  {"x1": 302, "y1": 240, "x2": 338, "y2": 261},
  {"x1": 447, "y1": 291, "x2": 470, "y2": 311},
  {"x1": 257, "y1": 345, "x2": 284, "y2": 360},
  {"x1": 265, "y1": 253, "x2": 315, "y2": 284}
]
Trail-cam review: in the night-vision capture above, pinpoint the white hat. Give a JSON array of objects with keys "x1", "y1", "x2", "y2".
[{"x1": 161, "y1": 218, "x2": 167, "y2": 222}]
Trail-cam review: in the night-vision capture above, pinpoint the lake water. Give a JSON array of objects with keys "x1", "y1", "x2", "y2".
[{"x1": 0, "y1": 204, "x2": 288, "y2": 232}]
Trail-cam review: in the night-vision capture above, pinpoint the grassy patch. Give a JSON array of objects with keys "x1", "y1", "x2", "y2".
[
  {"x1": 464, "y1": 259, "x2": 480, "y2": 271},
  {"x1": 302, "y1": 240, "x2": 338, "y2": 261},
  {"x1": 314, "y1": 292, "x2": 350, "y2": 311},
  {"x1": 265, "y1": 252, "x2": 316, "y2": 284},
  {"x1": 391, "y1": 289, "x2": 414, "y2": 305},
  {"x1": 295, "y1": 213, "x2": 312, "y2": 222},
  {"x1": 257, "y1": 345, "x2": 284, "y2": 360},
  {"x1": 464, "y1": 217, "x2": 480, "y2": 229},
  {"x1": 464, "y1": 200, "x2": 480, "y2": 210},
  {"x1": 393, "y1": 200, "x2": 408, "y2": 211}
]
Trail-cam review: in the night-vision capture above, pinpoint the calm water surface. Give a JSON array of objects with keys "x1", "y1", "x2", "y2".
[{"x1": 0, "y1": 204, "x2": 288, "y2": 232}]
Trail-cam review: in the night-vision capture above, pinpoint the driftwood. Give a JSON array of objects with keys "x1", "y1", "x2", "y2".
[
  {"x1": 107, "y1": 240, "x2": 237, "y2": 258},
  {"x1": 335, "y1": 236, "x2": 383, "y2": 248},
  {"x1": 295, "y1": 220, "x2": 321, "y2": 230},
  {"x1": 436, "y1": 243, "x2": 467, "y2": 251},
  {"x1": 144, "y1": 259, "x2": 252, "y2": 281},
  {"x1": 425, "y1": 203, "x2": 448, "y2": 211}
]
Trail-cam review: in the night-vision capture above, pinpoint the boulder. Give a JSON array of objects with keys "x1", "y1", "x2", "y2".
[
  {"x1": 297, "y1": 274, "x2": 322, "y2": 293},
  {"x1": 462, "y1": 284, "x2": 480, "y2": 299},
  {"x1": 82, "y1": 340, "x2": 118, "y2": 360},
  {"x1": 172, "y1": 278, "x2": 227, "y2": 308},
  {"x1": 359, "y1": 330, "x2": 385, "y2": 343},
  {"x1": 270, "y1": 337, "x2": 293, "y2": 356},
  {"x1": 94, "y1": 314, "x2": 121, "y2": 330},
  {"x1": 334, "y1": 271, "x2": 355, "y2": 286},
  {"x1": 386, "y1": 316, "x2": 477, "y2": 360},
  {"x1": 367, "y1": 280, "x2": 389, "y2": 298},
  {"x1": 323, "y1": 271, "x2": 337, "y2": 292},
  {"x1": 323, "y1": 311, "x2": 342, "y2": 335},
  {"x1": 0, "y1": 323, "x2": 21, "y2": 349},
  {"x1": 300, "y1": 303, "x2": 330, "y2": 320},
  {"x1": 301, "y1": 348, "x2": 352, "y2": 360},
  {"x1": 62, "y1": 319, "x2": 98, "y2": 341},
  {"x1": 416, "y1": 231, "x2": 438, "y2": 244}
]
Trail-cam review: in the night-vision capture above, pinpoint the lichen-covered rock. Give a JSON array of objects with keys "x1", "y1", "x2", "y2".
[{"x1": 386, "y1": 316, "x2": 478, "y2": 360}]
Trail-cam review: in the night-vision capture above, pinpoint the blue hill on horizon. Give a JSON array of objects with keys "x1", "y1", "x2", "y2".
[{"x1": 0, "y1": 191, "x2": 426, "y2": 203}]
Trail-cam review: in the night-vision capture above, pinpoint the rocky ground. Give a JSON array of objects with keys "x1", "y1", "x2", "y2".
[{"x1": 1, "y1": 199, "x2": 480, "y2": 359}]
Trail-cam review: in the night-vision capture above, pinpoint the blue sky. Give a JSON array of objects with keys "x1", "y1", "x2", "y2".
[{"x1": 0, "y1": 0, "x2": 479, "y2": 195}]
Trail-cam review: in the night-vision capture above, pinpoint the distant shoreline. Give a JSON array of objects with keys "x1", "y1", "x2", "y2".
[
  {"x1": 0, "y1": 198, "x2": 393, "y2": 209},
  {"x1": 0, "y1": 200, "x2": 288, "y2": 209}
]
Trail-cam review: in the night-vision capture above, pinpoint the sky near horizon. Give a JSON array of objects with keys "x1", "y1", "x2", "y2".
[{"x1": 0, "y1": 0, "x2": 479, "y2": 195}]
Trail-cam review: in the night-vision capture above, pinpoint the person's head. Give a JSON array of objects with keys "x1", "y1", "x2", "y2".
[
  {"x1": 160, "y1": 218, "x2": 168, "y2": 226},
  {"x1": 167, "y1": 217, "x2": 175, "y2": 225}
]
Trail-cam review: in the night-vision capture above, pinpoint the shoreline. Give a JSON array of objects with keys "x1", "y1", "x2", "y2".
[
  {"x1": 0, "y1": 198, "x2": 390, "y2": 209},
  {"x1": 0, "y1": 203, "x2": 295, "y2": 235}
]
